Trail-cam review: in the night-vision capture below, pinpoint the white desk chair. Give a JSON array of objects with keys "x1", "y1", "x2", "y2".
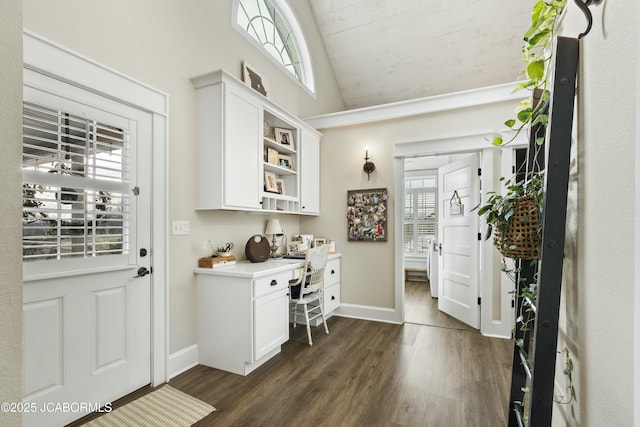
[{"x1": 289, "y1": 245, "x2": 330, "y2": 346}]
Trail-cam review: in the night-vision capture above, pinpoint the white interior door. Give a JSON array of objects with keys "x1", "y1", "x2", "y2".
[
  {"x1": 22, "y1": 82, "x2": 152, "y2": 427},
  {"x1": 437, "y1": 154, "x2": 480, "y2": 328}
]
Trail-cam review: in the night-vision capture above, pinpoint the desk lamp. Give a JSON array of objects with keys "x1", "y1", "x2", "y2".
[{"x1": 265, "y1": 219, "x2": 284, "y2": 258}]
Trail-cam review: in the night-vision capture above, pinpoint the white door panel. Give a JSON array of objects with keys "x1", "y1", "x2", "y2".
[
  {"x1": 22, "y1": 83, "x2": 151, "y2": 427},
  {"x1": 437, "y1": 154, "x2": 480, "y2": 328}
]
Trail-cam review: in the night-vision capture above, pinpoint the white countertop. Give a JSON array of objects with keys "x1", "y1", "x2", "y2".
[{"x1": 194, "y1": 253, "x2": 341, "y2": 279}]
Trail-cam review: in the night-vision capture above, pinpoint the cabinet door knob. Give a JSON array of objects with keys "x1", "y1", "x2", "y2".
[
  {"x1": 331, "y1": 295, "x2": 336, "y2": 300},
  {"x1": 331, "y1": 269, "x2": 335, "y2": 274},
  {"x1": 270, "y1": 280, "x2": 278, "y2": 286}
]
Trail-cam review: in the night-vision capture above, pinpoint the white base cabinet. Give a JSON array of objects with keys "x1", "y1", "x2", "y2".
[
  {"x1": 196, "y1": 271, "x2": 290, "y2": 376},
  {"x1": 196, "y1": 256, "x2": 340, "y2": 375}
]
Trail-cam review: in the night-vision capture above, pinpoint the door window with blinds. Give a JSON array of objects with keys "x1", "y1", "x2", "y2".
[
  {"x1": 404, "y1": 176, "x2": 437, "y2": 255},
  {"x1": 22, "y1": 100, "x2": 132, "y2": 268}
]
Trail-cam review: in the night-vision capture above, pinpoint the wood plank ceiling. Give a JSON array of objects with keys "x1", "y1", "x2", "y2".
[{"x1": 309, "y1": 0, "x2": 533, "y2": 109}]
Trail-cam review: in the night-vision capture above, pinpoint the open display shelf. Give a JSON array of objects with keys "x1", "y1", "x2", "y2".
[{"x1": 191, "y1": 69, "x2": 320, "y2": 215}]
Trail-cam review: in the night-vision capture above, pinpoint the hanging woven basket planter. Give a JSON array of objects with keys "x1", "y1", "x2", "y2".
[{"x1": 493, "y1": 195, "x2": 540, "y2": 260}]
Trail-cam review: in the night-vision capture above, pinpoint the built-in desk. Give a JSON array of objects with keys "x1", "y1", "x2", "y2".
[{"x1": 195, "y1": 254, "x2": 341, "y2": 375}]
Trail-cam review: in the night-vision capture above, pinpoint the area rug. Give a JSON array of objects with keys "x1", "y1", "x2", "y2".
[{"x1": 82, "y1": 385, "x2": 215, "y2": 427}]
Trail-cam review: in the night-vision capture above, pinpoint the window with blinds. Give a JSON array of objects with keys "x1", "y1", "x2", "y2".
[
  {"x1": 404, "y1": 177, "x2": 437, "y2": 255},
  {"x1": 22, "y1": 101, "x2": 130, "y2": 261}
]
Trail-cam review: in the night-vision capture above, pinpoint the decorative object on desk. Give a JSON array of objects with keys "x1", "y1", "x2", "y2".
[
  {"x1": 198, "y1": 255, "x2": 236, "y2": 268},
  {"x1": 287, "y1": 242, "x2": 301, "y2": 253},
  {"x1": 327, "y1": 240, "x2": 336, "y2": 253},
  {"x1": 265, "y1": 218, "x2": 285, "y2": 258},
  {"x1": 298, "y1": 234, "x2": 314, "y2": 250},
  {"x1": 242, "y1": 61, "x2": 269, "y2": 97},
  {"x1": 277, "y1": 154, "x2": 293, "y2": 170},
  {"x1": 313, "y1": 238, "x2": 326, "y2": 247},
  {"x1": 347, "y1": 188, "x2": 388, "y2": 241},
  {"x1": 216, "y1": 242, "x2": 234, "y2": 257},
  {"x1": 275, "y1": 178, "x2": 286, "y2": 195},
  {"x1": 275, "y1": 127, "x2": 294, "y2": 148},
  {"x1": 449, "y1": 190, "x2": 464, "y2": 216},
  {"x1": 363, "y1": 146, "x2": 376, "y2": 181},
  {"x1": 264, "y1": 171, "x2": 278, "y2": 193},
  {"x1": 245, "y1": 234, "x2": 270, "y2": 263}
]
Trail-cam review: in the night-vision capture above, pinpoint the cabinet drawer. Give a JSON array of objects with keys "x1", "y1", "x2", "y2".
[
  {"x1": 324, "y1": 282, "x2": 340, "y2": 314},
  {"x1": 254, "y1": 271, "x2": 290, "y2": 298},
  {"x1": 324, "y1": 259, "x2": 340, "y2": 287}
]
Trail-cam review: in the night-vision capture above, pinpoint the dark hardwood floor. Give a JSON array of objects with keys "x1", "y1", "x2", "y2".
[
  {"x1": 71, "y1": 285, "x2": 513, "y2": 427},
  {"x1": 404, "y1": 280, "x2": 475, "y2": 331}
]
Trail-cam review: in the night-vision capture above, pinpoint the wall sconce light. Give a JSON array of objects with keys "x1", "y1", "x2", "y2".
[{"x1": 363, "y1": 147, "x2": 376, "y2": 180}]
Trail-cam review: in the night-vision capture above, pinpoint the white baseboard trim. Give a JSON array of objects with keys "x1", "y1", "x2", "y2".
[
  {"x1": 334, "y1": 303, "x2": 402, "y2": 324},
  {"x1": 168, "y1": 344, "x2": 199, "y2": 379}
]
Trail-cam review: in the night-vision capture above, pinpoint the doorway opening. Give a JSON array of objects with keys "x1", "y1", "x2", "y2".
[{"x1": 402, "y1": 152, "x2": 480, "y2": 330}]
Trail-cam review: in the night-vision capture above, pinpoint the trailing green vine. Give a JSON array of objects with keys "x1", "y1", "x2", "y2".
[{"x1": 493, "y1": 0, "x2": 566, "y2": 147}]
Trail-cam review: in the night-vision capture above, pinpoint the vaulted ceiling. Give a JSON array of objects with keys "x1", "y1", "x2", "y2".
[{"x1": 309, "y1": 0, "x2": 533, "y2": 109}]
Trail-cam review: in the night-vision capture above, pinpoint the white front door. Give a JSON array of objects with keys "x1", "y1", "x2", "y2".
[
  {"x1": 437, "y1": 154, "x2": 480, "y2": 328},
  {"x1": 22, "y1": 80, "x2": 152, "y2": 427}
]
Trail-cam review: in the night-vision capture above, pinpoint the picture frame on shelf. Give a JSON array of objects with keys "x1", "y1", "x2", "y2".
[
  {"x1": 263, "y1": 119, "x2": 274, "y2": 139},
  {"x1": 275, "y1": 178, "x2": 286, "y2": 195},
  {"x1": 275, "y1": 127, "x2": 294, "y2": 149},
  {"x1": 267, "y1": 148, "x2": 279, "y2": 165},
  {"x1": 264, "y1": 171, "x2": 278, "y2": 193},
  {"x1": 278, "y1": 154, "x2": 293, "y2": 169},
  {"x1": 242, "y1": 61, "x2": 269, "y2": 97}
]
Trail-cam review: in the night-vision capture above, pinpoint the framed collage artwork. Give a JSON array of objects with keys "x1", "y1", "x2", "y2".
[{"x1": 347, "y1": 188, "x2": 388, "y2": 241}]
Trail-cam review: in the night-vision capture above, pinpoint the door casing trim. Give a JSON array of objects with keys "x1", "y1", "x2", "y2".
[{"x1": 23, "y1": 30, "x2": 170, "y2": 386}]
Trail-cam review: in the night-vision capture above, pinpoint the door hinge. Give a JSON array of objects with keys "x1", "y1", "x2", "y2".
[
  {"x1": 477, "y1": 232, "x2": 482, "y2": 241},
  {"x1": 132, "y1": 186, "x2": 140, "y2": 196},
  {"x1": 478, "y1": 297, "x2": 482, "y2": 305},
  {"x1": 512, "y1": 165, "x2": 516, "y2": 174},
  {"x1": 477, "y1": 168, "x2": 482, "y2": 176},
  {"x1": 512, "y1": 299, "x2": 515, "y2": 308}
]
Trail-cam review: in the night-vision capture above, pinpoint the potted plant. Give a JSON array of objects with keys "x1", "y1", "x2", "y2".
[{"x1": 477, "y1": 172, "x2": 544, "y2": 260}]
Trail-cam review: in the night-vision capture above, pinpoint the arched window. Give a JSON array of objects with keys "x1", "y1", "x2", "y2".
[{"x1": 234, "y1": 0, "x2": 315, "y2": 94}]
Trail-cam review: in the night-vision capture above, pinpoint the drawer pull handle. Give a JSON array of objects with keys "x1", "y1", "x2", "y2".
[
  {"x1": 331, "y1": 269, "x2": 335, "y2": 274},
  {"x1": 270, "y1": 280, "x2": 278, "y2": 286},
  {"x1": 331, "y1": 296, "x2": 336, "y2": 300}
]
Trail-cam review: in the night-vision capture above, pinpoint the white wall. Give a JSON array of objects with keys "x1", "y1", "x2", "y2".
[
  {"x1": 0, "y1": 0, "x2": 23, "y2": 425},
  {"x1": 23, "y1": 0, "x2": 345, "y2": 354},
  {"x1": 570, "y1": 1, "x2": 636, "y2": 425}
]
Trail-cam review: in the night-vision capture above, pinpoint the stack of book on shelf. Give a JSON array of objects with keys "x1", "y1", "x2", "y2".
[{"x1": 198, "y1": 255, "x2": 236, "y2": 268}]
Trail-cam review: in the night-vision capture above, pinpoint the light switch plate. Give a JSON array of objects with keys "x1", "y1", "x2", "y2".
[{"x1": 172, "y1": 220, "x2": 190, "y2": 235}]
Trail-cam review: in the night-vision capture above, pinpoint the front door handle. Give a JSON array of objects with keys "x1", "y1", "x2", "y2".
[{"x1": 134, "y1": 267, "x2": 150, "y2": 278}]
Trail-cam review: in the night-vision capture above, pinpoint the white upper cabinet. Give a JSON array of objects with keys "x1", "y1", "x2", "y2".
[
  {"x1": 191, "y1": 70, "x2": 320, "y2": 215},
  {"x1": 299, "y1": 127, "x2": 320, "y2": 215}
]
